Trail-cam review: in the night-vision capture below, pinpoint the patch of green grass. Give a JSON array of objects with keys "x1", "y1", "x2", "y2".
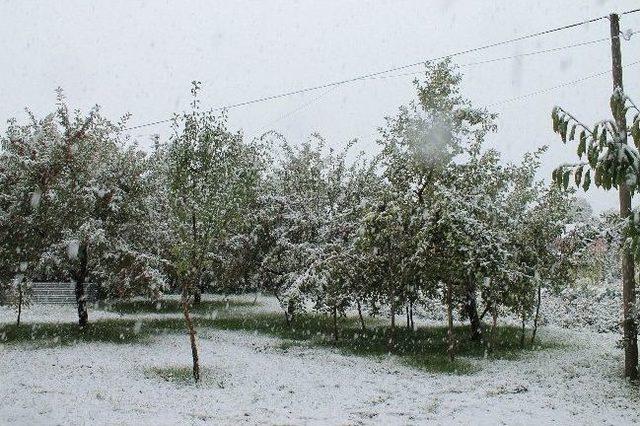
[
  {"x1": 145, "y1": 366, "x2": 226, "y2": 388},
  {"x1": 0, "y1": 318, "x2": 186, "y2": 347},
  {"x1": 204, "y1": 312, "x2": 563, "y2": 374},
  {"x1": 100, "y1": 298, "x2": 254, "y2": 315},
  {"x1": 146, "y1": 366, "x2": 197, "y2": 385},
  {"x1": 0, "y1": 306, "x2": 562, "y2": 375}
]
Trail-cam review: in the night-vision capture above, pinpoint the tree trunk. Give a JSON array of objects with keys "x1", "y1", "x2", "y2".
[
  {"x1": 74, "y1": 242, "x2": 89, "y2": 328},
  {"x1": 332, "y1": 305, "x2": 338, "y2": 341},
  {"x1": 409, "y1": 300, "x2": 414, "y2": 331},
  {"x1": 620, "y1": 233, "x2": 638, "y2": 380},
  {"x1": 190, "y1": 211, "x2": 202, "y2": 306},
  {"x1": 275, "y1": 293, "x2": 292, "y2": 327},
  {"x1": 193, "y1": 286, "x2": 202, "y2": 305},
  {"x1": 287, "y1": 299, "x2": 296, "y2": 325},
  {"x1": 489, "y1": 306, "x2": 498, "y2": 354},
  {"x1": 282, "y1": 310, "x2": 290, "y2": 326},
  {"x1": 610, "y1": 12, "x2": 639, "y2": 381},
  {"x1": 75, "y1": 280, "x2": 88, "y2": 327},
  {"x1": 181, "y1": 293, "x2": 200, "y2": 383},
  {"x1": 465, "y1": 280, "x2": 482, "y2": 342},
  {"x1": 16, "y1": 282, "x2": 22, "y2": 327},
  {"x1": 389, "y1": 301, "x2": 396, "y2": 349},
  {"x1": 406, "y1": 305, "x2": 410, "y2": 329},
  {"x1": 356, "y1": 299, "x2": 366, "y2": 332},
  {"x1": 390, "y1": 305, "x2": 395, "y2": 330},
  {"x1": 520, "y1": 312, "x2": 526, "y2": 348},
  {"x1": 446, "y1": 282, "x2": 455, "y2": 362},
  {"x1": 531, "y1": 282, "x2": 542, "y2": 345}
]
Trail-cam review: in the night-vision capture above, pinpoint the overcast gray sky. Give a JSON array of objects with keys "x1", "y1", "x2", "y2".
[{"x1": 1, "y1": 0, "x2": 639, "y2": 211}]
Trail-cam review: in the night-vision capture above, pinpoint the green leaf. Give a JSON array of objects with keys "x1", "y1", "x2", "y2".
[
  {"x1": 599, "y1": 131, "x2": 607, "y2": 147},
  {"x1": 602, "y1": 168, "x2": 612, "y2": 189},
  {"x1": 569, "y1": 124, "x2": 577, "y2": 141},
  {"x1": 574, "y1": 165, "x2": 583, "y2": 186},
  {"x1": 587, "y1": 145, "x2": 598, "y2": 168},
  {"x1": 562, "y1": 170, "x2": 570, "y2": 190},
  {"x1": 583, "y1": 169, "x2": 591, "y2": 191},
  {"x1": 577, "y1": 132, "x2": 586, "y2": 158},
  {"x1": 552, "y1": 109, "x2": 559, "y2": 133},
  {"x1": 560, "y1": 121, "x2": 568, "y2": 143}
]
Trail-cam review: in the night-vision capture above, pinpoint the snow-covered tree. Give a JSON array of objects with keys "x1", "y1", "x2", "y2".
[
  {"x1": 164, "y1": 82, "x2": 263, "y2": 382},
  {"x1": 250, "y1": 136, "x2": 334, "y2": 323},
  {"x1": 1, "y1": 90, "x2": 166, "y2": 327}
]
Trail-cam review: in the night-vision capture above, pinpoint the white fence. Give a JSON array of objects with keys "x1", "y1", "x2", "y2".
[{"x1": 30, "y1": 282, "x2": 97, "y2": 305}]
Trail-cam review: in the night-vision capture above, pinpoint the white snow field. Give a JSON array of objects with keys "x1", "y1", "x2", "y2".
[{"x1": 1, "y1": 299, "x2": 639, "y2": 425}]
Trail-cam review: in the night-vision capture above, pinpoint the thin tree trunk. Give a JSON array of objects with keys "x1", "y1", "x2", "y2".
[
  {"x1": 520, "y1": 312, "x2": 526, "y2": 348},
  {"x1": 465, "y1": 280, "x2": 482, "y2": 342},
  {"x1": 356, "y1": 300, "x2": 366, "y2": 331},
  {"x1": 489, "y1": 306, "x2": 498, "y2": 354},
  {"x1": 389, "y1": 301, "x2": 396, "y2": 348},
  {"x1": 191, "y1": 211, "x2": 202, "y2": 306},
  {"x1": 16, "y1": 282, "x2": 22, "y2": 327},
  {"x1": 409, "y1": 300, "x2": 414, "y2": 330},
  {"x1": 74, "y1": 242, "x2": 89, "y2": 328},
  {"x1": 531, "y1": 282, "x2": 542, "y2": 345},
  {"x1": 406, "y1": 305, "x2": 410, "y2": 329},
  {"x1": 275, "y1": 293, "x2": 291, "y2": 327},
  {"x1": 75, "y1": 279, "x2": 88, "y2": 327},
  {"x1": 446, "y1": 282, "x2": 455, "y2": 362},
  {"x1": 193, "y1": 287, "x2": 202, "y2": 305},
  {"x1": 390, "y1": 305, "x2": 395, "y2": 330},
  {"x1": 332, "y1": 305, "x2": 338, "y2": 341},
  {"x1": 287, "y1": 299, "x2": 295, "y2": 325},
  {"x1": 181, "y1": 291, "x2": 200, "y2": 383}
]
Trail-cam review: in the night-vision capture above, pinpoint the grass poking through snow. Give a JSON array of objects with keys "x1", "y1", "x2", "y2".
[
  {"x1": 145, "y1": 366, "x2": 226, "y2": 388},
  {"x1": 0, "y1": 318, "x2": 185, "y2": 347},
  {"x1": 0, "y1": 301, "x2": 563, "y2": 375},
  {"x1": 206, "y1": 312, "x2": 563, "y2": 374},
  {"x1": 101, "y1": 299, "x2": 254, "y2": 314}
]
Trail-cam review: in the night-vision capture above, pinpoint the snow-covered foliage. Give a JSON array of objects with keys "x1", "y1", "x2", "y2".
[
  {"x1": 0, "y1": 89, "x2": 167, "y2": 325},
  {"x1": 551, "y1": 85, "x2": 640, "y2": 379},
  {"x1": 552, "y1": 90, "x2": 640, "y2": 248},
  {"x1": 162, "y1": 82, "x2": 264, "y2": 302},
  {"x1": 0, "y1": 62, "x2": 621, "y2": 366}
]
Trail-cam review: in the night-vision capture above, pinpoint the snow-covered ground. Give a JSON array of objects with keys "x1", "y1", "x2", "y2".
[{"x1": 1, "y1": 298, "x2": 639, "y2": 425}]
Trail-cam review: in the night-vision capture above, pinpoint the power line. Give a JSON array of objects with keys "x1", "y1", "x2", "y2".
[
  {"x1": 486, "y1": 59, "x2": 640, "y2": 108},
  {"x1": 237, "y1": 31, "x2": 634, "y2": 139},
  {"x1": 245, "y1": 36, "x2": 620, "y2": 138},
  {"x1": 122, "y1": 10, "x2": 640, "y2": 132},
  {"x1": 357, "y1": 36, "x2": 616, "y2": 83},
  {"x1": 349, "y1": 59, "x2": 640, "y2": 144},
  {"x1": 249, "y1": 86, "x2": 339, "y2": 140}
]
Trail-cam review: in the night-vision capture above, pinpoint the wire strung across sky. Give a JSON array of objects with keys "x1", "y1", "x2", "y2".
[
  {"x1": 345, "y1": 59, "x2": 640, "y2": 146},
  {"x1": 487, "y1": 59, "x2": 640, "y2": 107},
  {"x1": 350, "y1": 36, "x2": 617, "y2": 83},
  {"x1": 123, "y1": 9, "x2": 640, "y2": 132}
]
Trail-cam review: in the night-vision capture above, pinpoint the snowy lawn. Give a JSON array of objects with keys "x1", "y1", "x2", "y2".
[
  {"x1": 2, "y1": 300, "x2": 559, "y2": 374},
  {"x1": 1, "y1": 297, "x2": 639, "y2": 424}
]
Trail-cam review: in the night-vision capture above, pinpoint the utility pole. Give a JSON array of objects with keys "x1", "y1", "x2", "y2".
[{"x1": 610, "y1": 12, "x2": 638, "y2": 380}]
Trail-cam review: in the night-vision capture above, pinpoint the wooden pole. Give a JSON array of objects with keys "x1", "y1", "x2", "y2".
[{"x1": 610, "y1": 12, "x2": 638, "y2": 380}]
